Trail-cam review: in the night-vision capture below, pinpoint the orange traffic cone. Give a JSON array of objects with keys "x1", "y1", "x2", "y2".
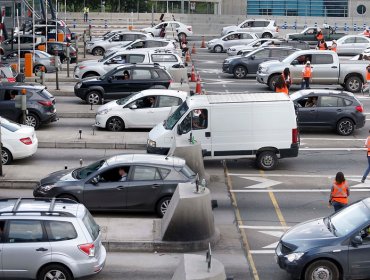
[
  {"x1": 190, "y1": 65, "x2": 197, "y2": 82},
  {"x1": 185, "y1": 51, "x2": 191, "y2": 63},
  {"x1": 191, "y1": 43, "x2": 196, "y2": 54},
  {"x1": 200, "y1": 36, "x2": 206, "y2": 48},
  {"x1": 195, "y1": 75, "x2": 202, "y2": 94}
]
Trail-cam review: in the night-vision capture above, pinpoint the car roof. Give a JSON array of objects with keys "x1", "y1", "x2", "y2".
[
  {"x1": 139, "y1": 89, "x2": 187, "y2": 98},
  {"x1": 0, "y1": 83, "x2": 45, "y2": 90},
  {"x1": 290, "y1": 89, "x2": 355, "y2": 100},
  {"x1": 106, "y1": 154, "x2": 186, "y2": 168},
  {"x1": 113, "y1": 63, "x2": 166, "y2": 69}
]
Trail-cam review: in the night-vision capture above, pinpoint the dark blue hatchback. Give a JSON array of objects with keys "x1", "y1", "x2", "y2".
[{"x1": 276, "y1": 197, "x2": 370, "y2": 280}]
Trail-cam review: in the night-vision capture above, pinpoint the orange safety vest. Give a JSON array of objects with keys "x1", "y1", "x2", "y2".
[
  {"x1": 366, "y1": 136, "x2": 370, "y2": 156},
  {"x1": 316, "y1": 33, "x2": 323, "y2": 41},
  {"x1": 331, "y1": 181, "x2": 349, "y2": 204},
  {"x1": 276, "y1": 85, "x2": 289, "y2": 95},
  {"x1": 302, "y1": 66, "x2": 312, "y2": 78},
  {"x1": 367, "y1": 67, "x2": 370, "y2": 81},
  {"x1": 364, "y1": 30, "x2": 370, "y2": 37}
]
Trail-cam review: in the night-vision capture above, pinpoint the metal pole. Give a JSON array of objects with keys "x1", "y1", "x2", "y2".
[
  {"x1": 32, "y1": 0, "x2": 35, "y2": 63},
  {"x1": 55, "y1": 0, "x2": 58, "y2": 42},
  {"x1": 55, "y1": 51, "x2": 59, "y2": 89},
  {"x1": 66, "y1": 43, "x2": 70, "y2": 77},
  {"x1": 17, "y1": 9, "x2": 20, "y2": 72},
  {"x1": 64, "y1": 0, "x2": 66, "y2": 41},
  {"x1": 0, "y1": 117, "x2": 3, "y2": 176},
  {"x1": 45, "y1": 0, "x2": 48, "y2": 52}
]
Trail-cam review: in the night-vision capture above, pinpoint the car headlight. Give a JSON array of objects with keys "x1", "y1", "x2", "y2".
[
  {"x1": 285, "y1": 252, "x2": 304, "y2": 262},
  {"x1": 147, "y1": 139, "x2": 156, "y2": 147},
  {"x1": 39, "y1": 184, "x2": 56, "y2": 192},
  {"x1": 230, "y1": 48, "x2": 236, "y2": 51},
  {"x1": 97, "y1": 108, "x2": 111, "y2": 115},
  {"x1": 260, "y1": 66, "x2": 268, "y2": 73},
  {"x1": 76, "y1": 82, "x2": 82, "y2": 88}
]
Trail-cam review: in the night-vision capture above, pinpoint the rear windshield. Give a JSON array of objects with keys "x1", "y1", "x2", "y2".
[
  {"x1": 1, "y1": 120, "x2": 20, "y2": 132},
  {"x1": 82, "y1": 210, "x2": 100, "y2": 240},
  {"x1": 37, "y1": 89, "x2": 53, "y2": 99},
  {"x1": 181, "y1": 164, "x2": 196, "y2": 179}
]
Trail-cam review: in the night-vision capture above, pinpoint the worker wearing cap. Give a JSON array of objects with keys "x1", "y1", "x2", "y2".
[{"x1": 301, "y1": 61, "x2": 313, "y2": 89}]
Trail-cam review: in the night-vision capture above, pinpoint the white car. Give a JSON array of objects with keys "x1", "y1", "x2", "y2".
[
  {"x1": 1, "y1": 117, "x2": 38, "y2": 165},
  {"x1": 221, "y1": 19, "x2": 279, "y2": 38},
  {"x1": 74, "y1": 49, "x2": 184, "y2": 79},
  {"x1": 103, "y1": 38, "x2": 177, "y2": 58},
  {"x1": 142, "y1": 21, "x2": 193, "y2": 40},
  {"x1": 207, "y1": 31, "x2": 259, "y2": 53},
  {"x1": 95, "y1": 89, "x2": 188, "y2": 131},
  {"x1": 326, "y1": 35, "x2": 370, "y2": 55},
  {"x1": 227, "y1": 38, "x2": 281, "y2": 56}
]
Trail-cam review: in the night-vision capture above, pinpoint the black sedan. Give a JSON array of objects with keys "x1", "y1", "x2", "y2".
[
  {"x1": 291, "y1": 89, "x2": 366, "y2": 136},
  {"x1": 33, "y1": 154, "x2": 196, "y2": 217},
  {"x1": 276, "y1": 197, "x2": 370, "y2": 280},
  {"x1": 74, "y1": 64, "x2": 172, "y2": 105}
]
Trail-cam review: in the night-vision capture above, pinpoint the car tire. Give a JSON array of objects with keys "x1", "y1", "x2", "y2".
[
  {"x1": 262, "y1": 32, "x2": 273, "y2": 38},
  {"x1": 83, "y1": 72, "x2": 100, "y2": 78},
  {"x1": 24, "y1": 113, "x2": 41, "y2": 129},
  {"x1": 58, "y1": 194, "x2": 79, "y2": 202},
  {"x1": 34, "y1": 64, "x2": 46, "y2": 74},
  {"x1": 213, "y1": 45, "x2": 223, "y2": 53},
  {"x1": 92, "y1": 47, "x2": 105, "y2": 56},
  {"x1": 304, "y1": 260, "x2": 340, "y2": 280},
  {"x1": 233, "y1": 65, "x2": 247, "y2": 79},
  {"x1": 257, "y1": 151, "x2": 278, "y2": 170},
  {"x1": 156, "y1": 196, "x2": 172, "y2": 218},
  {"x1": 345, "y1": 75, "x2": 362, "y2": 93},
  {"x1": 106, "y1": 116, "x2": 125, "y2": 131},
  {"x1": 1, "y1": 148, "x2": 12, "y2": 165},
  {"x1": 336, "y1": 118, "x2": 355, "y2": 136},
  {"x1": 38, "y1": 264, "x2": 73, "y2": 280},
  {"x1": 86, "y1": 91, "x2": 102, "y2": 105},
  {"x1": 268, "y1": 74, "x2": 281, "y2": 91}
]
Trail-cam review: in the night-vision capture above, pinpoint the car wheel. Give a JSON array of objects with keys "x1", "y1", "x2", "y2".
[
  {"x1": 213, "y1": 45, "x2": 223, "y2": 53},
  {"x1": 336, "y1": 118, "x2": 354, "y2": 136},
  {"x1": 304, "y1": 260, "x2": 339, "y2": 280},
  {"x1": 83, "y1": 72, "x2": 99, "y2": 78},
  {"x1": 262, "y1": 32, "x2": 273, "y2": 38},
  {"x1": 58, "y1": 194, "x2": 79, "y2": 202},
  {"x1": 86, "y1": 91, "x2": 102, "y2": 105},
  {"x1": 268, "y1": 74, "x2": 281, "y2": 91},
  {"x1": 156, "y1": 196, "x2": 172, "y2": 218},
  {"x1": 1, "y1": 148, "x2": 12, "y2": 165},
  {"x1": 233, "y1": 65, "x2": 247, "y2": 79},
  {"x1": 92, "y1": 47, "x2": 105, "y2": 56},
  {"x1": 24, "y1": 113, "x2": 40, "y2": 129},
  {"x1": 106, "y1": 116, "x2": 125, "y2": 131},
  {"x1": 345, "y1": 76, "x2": 362, "y2": 93},
  {"x1": 38, "y1": 264, "x2": 73, "y2": 280},
  {"x1": 257, "y1": 151, "x2": 278, "y2": 170}
]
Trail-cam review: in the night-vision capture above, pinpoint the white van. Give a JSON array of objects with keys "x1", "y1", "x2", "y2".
[{"x1": 147, "y1": 93, "x2": 299, "y2": 170}]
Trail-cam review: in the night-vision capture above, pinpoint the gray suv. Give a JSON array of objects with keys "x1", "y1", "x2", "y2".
[{"x1": 0, "y1": 198, "x2": 106, "y2": 280}]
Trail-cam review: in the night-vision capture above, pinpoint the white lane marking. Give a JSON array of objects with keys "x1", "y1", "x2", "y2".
[
  {"x1": 230, "y1": 189, "x2": 370, "y2": 193},
  {"x1": 242, "y1": 176, "x2": 282, "y2": 189},
  {"x1": 259, "y1": 231, "x2": 284, "y2": 238},
  {"x1": 240, "y1": 225, "x2": 290, "y2": 230},
  {"x1": 249, "y1": 250, "x2": 276, "y2": 254},
  {"x1": 228, "y1": 173, "x2": 363, "y2": 178},
  {"x1": 263, "y1": 241, "x2": 279, "y2": 249},
  {"x1": 301, "y1": 148, "x2": 365, "y2": 151},
  {"x1": 301, "y1": 138, "x2": 365, "y2": 141}
]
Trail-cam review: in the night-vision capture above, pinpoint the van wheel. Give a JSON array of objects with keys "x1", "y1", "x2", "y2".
[
  {"x1": 262, "y1": 32, "x2": 273, "y2": 38},
  {"x1": 304, "y1": 260, "x2": 339, "y2": 280},
  {"x1": 86, "y1": 91, "x2": 102, "y2": 105},
  {"x1": 345, "y1": 76, "x2": 362, "y2": 93},
  {"x1": 92, "y1": 47, "x2": 105, "y2": 56},
  {"x1": 24, "y1": 113, "x2": 41, "y2": 129},
  {"x1": 106, "y1": 116, "x2": 125, "y2": 131},
  {"x1": 257, "y1": 151, "x2": 278, "y2": 170},
  {"x1": 268, "y1": 74, "x2": 281, "y2": 91},
  {"x1": 336, "y1": 118, "x2": 354, "y2": 136},
  {"x1": 213, "y1": 45, "x2": 223, "y2": 53},
  {"x1": 38, "y1": 264, "x2": 73, "y2": 280},
  {"x1": 1, "y1": 148, "x2": 12, "y2": 165},
  {"x1": 233, "y1": 65, "x2": 247, "y2": 79},
  {"x1": 156, "y1": 196, "x2": 172, "y2": 218}
]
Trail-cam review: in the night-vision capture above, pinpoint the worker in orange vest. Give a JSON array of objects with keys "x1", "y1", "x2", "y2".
[
  {"x1": 364, "y1": 64, "x2": 370, "y2": 95},
  {"x1": 364, "y1": 27, "x2": 370, "y2": 37},
  {"x1": 330, "y1": 40, "x2": 337, "y2": 52},
  {"x1": 316, "y1": 28, "x2": 324, "y2": 41},
  {"x1": 316, "y1": 39, "x2": 328, "y2": 50},
  {"x1": 329, "y1": 172, "x2": 349, "y2": 212},
  {"x1": 301, "y1": 61, "x2": 312, "y2": 89},
  {"x1": 275, "y1": 75, "x2": 289, "y2": 95},
  {"x1": 361, "y1": 130, "x2": 370, "y2": 183}
]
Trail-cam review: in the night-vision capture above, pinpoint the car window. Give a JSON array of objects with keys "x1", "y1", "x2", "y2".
[
  {"x1": 294, "y1": 54, "x2": 312, "y2": 65},
  {"x1": 45, "y1": 221, "x2": 77, "y2": 241},
  {"x1": 306, "y1": 28, "x2": 316, "y2": 35},
  {"x1": 132, "y1": 166, "x2": 161, "y2": 181},
  {"x1": 158, "y1": 96, "x2": 182, "y2": 107},
  {"x1": 356, "y1": 37, "x2": 369, "y2": 43},
  {"x1": 253, "y1": 49, "x2": 270, "y2": 59},
  {"x1": 183, "y1": 109, "x2": 208, "y2": 131},
  {"x1": 151, "y1": 69, "x2": 161, "y2": 79},
  {"x1": 312, "y1": 54, "x2": 333, "y2": 64},
  {"x1": 318, "y1": 96, "x2": 344, "y2": 107},
  {"x1": 131, "y1": 41, "x2": 144, "y2": 48},
  {"x1": 343, "y1": 98, "x2": 353, "y2": 106},
  {"x1": 253, "y1": 21, "x2": 265, "y2": 27},
  {"x1": 241, "y1": 21, "x2": 252, "y2": 28},
  {"x1": 359, "y1": 224, "x2": 370, "y2": 244},
  {"x1": 132, "y1": 69, "x2": 152, "y2": 80},
  {"x1": 129, "y1": 96, "x2": 156, "y2": 109},
  {"x1": 138, "y1": 34, "x2": 147, "y2": 40},
  {"x1": 241, "y1": 33, "x2": 253, "y2": 39},
  {"x1": 146, "y1": 41, "x2": 163, "y2": 48},
  {"x1": 7, "y1": 220, "x2": 44, "y2": 243},
  {"x1": 270, "y1": 49, "x2": 289, "y2": 57},
  {"x1": 111, "y1": 35, "x2": 121, "y2": 42},
  {"x1": 181, "y1": 164, "x2": 196, "y2": 179},
  {"x1": 82, "y1": 210, "x2": 100, "y2": 240},
  {"x1": 225, "y1": 33, "x2": 240, "y2": 41},
  {"x1": 151, "y1": 54, "x2": 178, "y2": 62},
  {"x1": 98, "y1": 166, "x2": 130, "y2": 182},
  {"x1": 343, "y1": 37, "x2": 356, "y2": 44},
  {"x1": 0, "y1": 220, "x2": 4, "y2": 242},
  {"x1": 127, "y1": 54, "x2": 145, "y2": 63},
  {"x1": 123, "y1": 34, "x2": 137, "y2": 41},
  {"x1": 159, "y1": 168, "x2": 171, "y2": 179}
]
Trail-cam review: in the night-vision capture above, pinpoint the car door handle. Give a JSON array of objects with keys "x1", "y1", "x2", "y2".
[
  {"x1": 331, "y1": 66, "x2": 338, "y2": 69},
  {"x1": 152, "y1": 184, "x2": 160, "y2": 188},
  {"x1": 337, "y1": 109, "x2": 342, "y2": 112},
  {"x1": 36, "y1": 248, "x2": 48, "y2": 252}
]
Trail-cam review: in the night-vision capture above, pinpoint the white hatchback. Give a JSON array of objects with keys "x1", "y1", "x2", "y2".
[
  {"x1": 142, "y1": 21, "x2": 193, "y2": 40},
  {"x1": 207, "y1": 31, "x2": 259, "y2": 53},
  {"x1": 1, "y1": 117, "x2": 38, "y2": 165},
  {"x1": 95, "y1": 89, "x2": 188, "y2": 131}
]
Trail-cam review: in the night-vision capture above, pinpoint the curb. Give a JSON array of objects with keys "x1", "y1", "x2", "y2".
[
  {"x1": 57, "y1": 112, "x2": 95, "y2": 118},
  {"x1": 0, "y1": 180, "x2": 38, "y2": 189},
  {"x1": 38, "y1": 141, "x2": 147, "y2": 150}
]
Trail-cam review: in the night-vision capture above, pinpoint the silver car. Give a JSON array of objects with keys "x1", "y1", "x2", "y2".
[
  {"x1": 327, "y1": 35, "x2": 370, "y2": 55},
  {"x1": 0, "y1": 198, "x2": 106, "y2": 280},
  {"x1": 207, "y1": 31, "x2": 259, "y2": 53},
  {"x1": 0, "y1": 35, "x2": 45, "y2": 53}
]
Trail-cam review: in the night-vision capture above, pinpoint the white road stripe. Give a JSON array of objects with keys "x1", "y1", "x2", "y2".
[
  {"x1": 228, "y1": 173, "x2": 362, "y2": 178},
  {"x1": 230, "y1": 189, "x2": 370, "y2": 193},
  {"x1": 301, "y1": 138, "x2": 365, "y2": 141},
  {"x1": 249, "y1": 250, "x2": 276, "y2": 254},
  {"x1": 301, "y1": 148, "x2": 365, "y2": 151},
  {"x1": 240, "y1": 225, "x2": 291, "y2": 229}
]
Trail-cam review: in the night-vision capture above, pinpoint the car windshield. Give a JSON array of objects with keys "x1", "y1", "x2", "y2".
[
  {"x1": 74, "y1": 159, "x2": 106, "y2": 179},
  {"x1": 164, "y1": 101, "x2": 188, "y2": 130},
  {"x1": 99, "y1": 52, "x2": 115, "y2": 62},
  {"x1": 329, "y1": 201, "x2": 370, "y2": 237},
  {"x1": 116, "y1": 92, "x2": 138, "y2": 105},
  {"x1": 100, "y1": 67, "x2": 118, "y2": 80}
]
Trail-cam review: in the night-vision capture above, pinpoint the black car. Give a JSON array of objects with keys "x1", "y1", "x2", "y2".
[
  {"x1": 291, "y1": 89, "x2": 366, "y2": 136},
  {"x1": 33, "y1": 154, "x2": 196, "y2": 217},
  {"x1": 74, "y1": 64, "x2": 172, "y2": 104},
  {"x1": 223, "y1": 46, "x2": 299, "y2": 79},
  {"x1": 35, "y1": 41, "x2": 77, "y2": 63},
  {"x1": 276, "y1": 197, "x2": 370, "y2": 280},
  {"x1": 0, "y1": 83, "x2": 57, "y2": 129}
]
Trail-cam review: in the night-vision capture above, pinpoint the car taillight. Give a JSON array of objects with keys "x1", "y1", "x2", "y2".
[
  {"x1": 20, "y1": 137, "x2": 33, "y2": 145},
  {"x1": 78, "y1": 243, "x2": 95, "y2": 257},
  {"x1": 356, "y1": 105, "x2": 363, "y2": 112},
  {"x1": 38, "y1": 100, "x2": 53, "y2": 107},
  {"x1": 7, "y1": 77, "x2": 16, "y2": 83},
  {"x1": 292, "y1": 128, "x2": 298, "y2": 144}
]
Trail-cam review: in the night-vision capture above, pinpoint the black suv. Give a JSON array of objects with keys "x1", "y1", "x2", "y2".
[
  {"x1": 74, "y1": 64, "x2": 172, "y2": 104},
  {"x1": 0, "y1": 83, "x2": 57, "y2": 129},
  {"x1": 290, "y1": 89, "x2": 366, "y2": 136},
  {"x1": 223, "y1": 46, "x2": 299, "y2": 79}
]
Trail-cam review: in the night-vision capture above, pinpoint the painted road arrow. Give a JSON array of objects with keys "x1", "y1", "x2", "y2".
[{"x1": 241, "y1": 177, "x2": 282, "y2": 189}]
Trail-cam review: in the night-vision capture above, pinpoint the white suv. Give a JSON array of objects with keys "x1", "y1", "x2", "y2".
[
  {"x1": 221, "y1": 19, "x2": 279, "y2": 38},
  {"x1": 0, "y1": 198, "x2": 106, "y2": 280}
]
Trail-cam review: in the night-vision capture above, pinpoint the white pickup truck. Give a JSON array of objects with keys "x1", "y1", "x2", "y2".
[{"x1": 257, "y1": 50, "x2": 369, "y2": 92}]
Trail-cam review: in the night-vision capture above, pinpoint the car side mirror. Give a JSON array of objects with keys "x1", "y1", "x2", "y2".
[
  {"x1": 351, "y1": 235, "x2": 363, "y2": 247},
  {"x1": 108, "y1": 76, "x2": 113, "y2": 82},
  {"x1": 130, "y1": 104, "x2": 137, "y2": 109},
  {"x1": 177, "y1": 124, "x2": 183, "y2": 135},
  {"x1": 91, "y1": 176, "x2": 99, "y2": 185},
  {"x1": 127, "y1": 46, "x2": 132, "y2": 50},
  {"x1": 291, "y1": 59, "x2": 299, "y2": 65},
  {"x1": 250, "y1": 55, "x2": 255, "y2": 60}
]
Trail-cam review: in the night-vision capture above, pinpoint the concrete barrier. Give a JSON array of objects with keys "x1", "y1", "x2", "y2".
[{"x1": 168, "y1": 68, "x2": 188, "y2": 83}]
